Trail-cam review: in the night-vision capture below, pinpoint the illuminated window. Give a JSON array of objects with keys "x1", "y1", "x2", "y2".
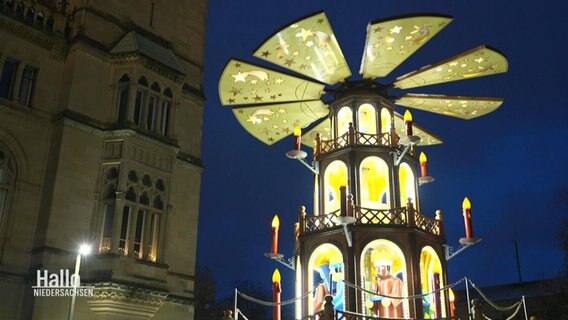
[
  {"x1": 98, "y1": 167, "x2": 166, "y2": 262},
  {"x1": 360, "y1": 239, "x2": 409, "y2": 318},
  {"x1": 358, "y1": 103, "x2": 376, "y2": 134},
  {"x1": 307, "y1": 244, "x2": 344, "y2": 314},
  {"x1": 337, "y1": 106, "x2": 352, "y2": 137},
  {"x1": 359, "y1": 156, "x2": 390, "y2": 209},
  {"x1": 398, "y1": 163, "x2": 416, "y2": 206},
  {"x1": 420, "y1": 246, "x2": 446, "y2": 319},
  {"x1": 323, "y1": 160, "x2": 348, "y2": 214}
]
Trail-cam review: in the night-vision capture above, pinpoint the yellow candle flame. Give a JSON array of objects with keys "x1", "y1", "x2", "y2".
[
  {"x1": 272, "y1": 268, "x2": 281, "y2": 283},
  {"x1": 294, "y1": 125, "x2": 301, "y2": 137},
  {"x1": 272, "y1": 215, "x2": 280, "y2": 228},
  {"x1": 419, "y1": 152, "x2": 427, "y2": 163},
  {"x1": 462, "y1": 197, "x2": 471, "y2": 210},
  {"x1": 404, "y1": 110, "x2": 413, "y2": 122},
  {"x1": 449, "y1": 288, "x2": 455, "y2": 302}
]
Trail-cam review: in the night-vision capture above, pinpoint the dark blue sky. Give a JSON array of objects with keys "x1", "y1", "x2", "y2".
[{"x1": 198, "y1": 0, "x2": 568, "y2": 300}]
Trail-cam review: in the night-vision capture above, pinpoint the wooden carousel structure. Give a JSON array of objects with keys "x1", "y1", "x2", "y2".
[{"x1": 219, "y1": 11, "x2": 507, "y2": 319}]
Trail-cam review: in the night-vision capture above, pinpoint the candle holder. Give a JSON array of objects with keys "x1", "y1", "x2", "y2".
[
  {"x1": 285, "y1": 149, "x2": 308, "y2": 160},
  {"x1": 331, "y1": 216, "x2": 356, "y2": 247},
  {"x1": 418, "y1": 175, "x2": 435, "y2": 185},
  {"x1": 444, "y1": 237, "x2": 482, "y2": 260},
  {"x1": 398, "y1": 135, "x2": 421, "y2": 146},
  {"x1": 264, "y1": 252, "x2": 295, "y2": 270}
]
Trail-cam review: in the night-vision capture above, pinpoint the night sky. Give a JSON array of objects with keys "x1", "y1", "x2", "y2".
[{"x1": 198, "y1": 0, "x2": 568, "y2": 301}]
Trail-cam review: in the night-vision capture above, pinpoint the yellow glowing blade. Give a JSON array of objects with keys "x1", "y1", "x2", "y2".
[
  {"x1": 393, "y1": 113, "x2": 442, "y2": 146},
  {"x1": 219, "y1": 59, "x2": 325, "y2": 106},
  {"x1": 232, "y1": 101, "x2": 328, "y2": 145},
  {"x1": 302, "y1": 118, "x2": 332, "y2": 149},
  {"x1": 395, "y1": 94, "x2": 504, "y2": 119},
  {"x1": 253, "y1": 12, "x2": 351, "y2": 85},
  {"x1": 394, "y1": 45, "x2": 508, "y2": 89},
  {"x1": 360, "y1": 15, "x2": 452, "y2": 78}
]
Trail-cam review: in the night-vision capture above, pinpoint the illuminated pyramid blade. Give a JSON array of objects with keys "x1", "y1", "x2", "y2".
[
  {"x1": 219, "y1": 59, "x2": 325, "y2": 106},
  {"x1": 302, "y1": 118, "x2": 332, "y2": 149},
  {"x1": 393, "y1": 113, "x2": 442, "y2": 146},
  {"x1": 232, "y1": 101, "x2": 328, "y2": 145},
  {"x1": 394, "y1": 45, "x2": 508, "y2": 89},
  {"x1": 396, "y1": 94, "x2": 504, "y2": 119},
  {"x1": 360, "y1": 15, "x2": 452, "y2": 79},
  {"x1": 253, "y1": 12, "x2": 351, "y2": 85}
]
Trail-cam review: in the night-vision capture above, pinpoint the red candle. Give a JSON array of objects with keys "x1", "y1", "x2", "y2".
[
  {"x1": 404, "y1": 110, "x2": 413, "y2": 136},
  {"x1": 271, "y1": 215, "x2": 280, "y2": 254},
  {"x1": 293, "y1": 125, "x2": 301, "y2": 150},
  {"x1": 462, "y1": 197, "x2": 473, "y2": 238},
  {"x1": 419, "y1": 152, "x2": 427, "y2": 177},
  {"x1": 272, "y1": 269, "x2": 282, "y2": 320}
]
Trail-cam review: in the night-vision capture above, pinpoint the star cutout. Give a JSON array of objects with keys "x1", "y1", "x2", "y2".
[
  {"x1": 229, "y1": 87, "x2": 242, "y2": 96},
  {"x1": 232, "y1": 72, "x2": 247, "y2": 82},
  {"x1": 260, "y1": 128, "x2": 270, "y2": 135},
  {"x1": 317, "y1": 18, "x2": 324, "y2": 24},
  {"x1": 284, "y1": 58, "x2": 296, "y2": 67},
  {"x1": 389, "y1": 26, "x2": 402, "y2": 34},
  {"x1": 234, "y1": 62, "x2": 241, "y2": 68},
  {"x1": 268, "y1": 137, "x2": 274, "y2": 142},
  {"x1": 306, "y1": 41, "x2": 314, "y2": 47},
  {"x1": 276, "y1": 42, "x2": 290, "y2": 51},
  {"x1": 475, "y1": 57, "x2": 485, "y2": 63},
  {"x1": 253, "y1": 95, "x2": 263, "y2": 102},
  {"x1": 261, "y1": 51, "x2": 271, "y2": 57},
  {"x1": 246, "y1": 116, "x2": 261, "y2": 124},
  {"x1": 374, "y1": 26, "x2": 383, "y2": 33},
  {"x1": 275, "y1": 78, "x2": 284, "y2": 84},
  {"x1": 296, "y1": 28, "x2": 313, "y2": 41},
  {"x1": 449, "y1": 62, "x2": 459, "y2": 67},
  {"x1": 299, "y1": 64, "x2": 308, "y2": 70},
  {"x1": 270, "y1": 95, "x2": 277, "y2": 100},
  {"x1": 250, "y1": 79, "x2": 258, "y2": 85},
  {"x1": 228, "y1": 98, "x2": 235, "y2": 104}
]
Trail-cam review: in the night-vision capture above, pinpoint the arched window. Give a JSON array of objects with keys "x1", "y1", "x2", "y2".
[
  {"x1": 360, "y1": 239, "x2": 409, "y2": 318},
  {"x1": 116, "y1": 74, "x2": 129, "y2": 123},
  {"x1": 420, "y1": 246, "x2": 446, "y2": 319},
  {"x1": 398, "y1": 163, "x2": 416, "y2": 206},
  {"x1": 323, "y1": 160, "x2": 348, "y2": 214},
  {"x1": 147, "y1": 82, "x2": 161, "y2": 131},
  {"x1": 25, "y1": 6, "x2": 34, "y2": 22},
  {"x1": 134, "y1": 77, "x2": 148, "y2": 125},
  {"x1": 160, "y1": 88, "x2": 173, "y2": 136},
  {"x1": 100, "y1": 168, "x2": 167, "y2": 262},
  {"x1": 337, "y1": 106, "x2": 352, "y2": 138},
  {"x1": 36, "y1": 11, "x2": 44, "y2": 26},
  {"x1": 358, "y1": 103, "x2": 376, "y2": 134},
  {"x1": 359, "y1": 156, "x2": 390, "y2": 209},
  {"x1": 0, "y1": 143, "x2": 16, "y2": 234},
  {"x1": 307, "y1": 243, "x2": 344, "y2": 314}
]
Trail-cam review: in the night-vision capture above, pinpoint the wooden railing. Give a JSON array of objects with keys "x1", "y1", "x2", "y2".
[
  {"x1": 314, "y1": 123, "x2": 400, "y2": 158},
  {"x1": 298, "y1": 203, "x2": 442, "y2": 237}
]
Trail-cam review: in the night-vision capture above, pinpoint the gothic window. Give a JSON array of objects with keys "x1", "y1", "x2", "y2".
[
  {"x1": 116, "y1": 76, "x2": 173, "y2": 137},
  {"x1": 160, "y1": 88, "x2": 173, "y2": 136},
  {"x1": 0, "y1": 143, "x2": 16, "y2": 237},
  {"x1": 133, "y1": 77, "x2": 148, "y2": 126},
  {"x1": 36, "y1": 11, "x2": 44, "y2": 26},
  {"x1": 18, "y1": 66, "x2": 36, "y2": 106},
  {"x1": 116, "y1": 74, "x2": 129, "y2": 123},
  {"x1": 380, "y1": 108, "x2": 391, "y2": 134},
  {"x1": 99, "y1": 167, "x2": 166, "y2": 262},
  {"x1": 0, "y1": 59, "x2": 19, "y2": 99},
  {"x1": 99, "y1": 166, "x2": 119, "y2": 253}
]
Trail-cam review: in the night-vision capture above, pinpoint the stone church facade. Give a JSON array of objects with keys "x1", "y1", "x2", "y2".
[{"x1": 0, "y1": 0, "x2": 206, "y2": 318}]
